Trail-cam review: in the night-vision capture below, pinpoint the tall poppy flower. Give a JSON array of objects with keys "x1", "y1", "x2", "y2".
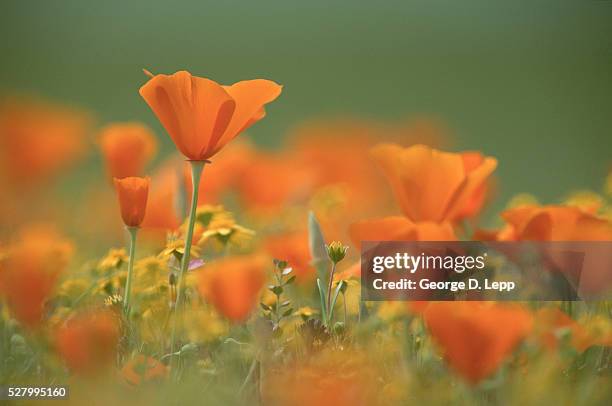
[
  {"x1": 198, "y1": 255, "x2": 266, "y2": 322},
  {"x1": 140, "y1": 70, "x2": 281, "y2": 357},
  {"x1": 371, "y1": 144, "x2": 497, "y2": 223},
  {"x1": 139, "y1": 70, "x2": 282, "y2": 161},
  {"x1": 55, "y1": 310, "x2": 120, "y2": 375},
  {"x1": 98, "y1": 122, "x2": 157, "y2": 179},
  {"x1": 113, "y1": 176, "x2": 150, "y2": 315},
  {"x1": 423, "y1": 302, "x2": 533, "y2": 384},
  {"x1": 265, "y1": 231, "x2": 314, "y2": 283}
]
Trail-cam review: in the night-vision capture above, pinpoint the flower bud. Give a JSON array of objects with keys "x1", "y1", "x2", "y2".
[{"x1": 326, "y1": 241, "x2": 348, "y2": 264}]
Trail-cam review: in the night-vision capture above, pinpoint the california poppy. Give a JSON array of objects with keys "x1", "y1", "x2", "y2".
[
  {"x1": 198, "y1": 255, "x2": 266, "y2": 322},
  {"x1": 535, "y1": 307, "x2": 612, "y2": 353},
  {"x1": 499, "y1": 205, "x2": 612, "y2": 241},
  {"x1": 0, "y1": 225, "x2": 73, "y2": 328},
  {"x1": 113, "y1": 177, "x2": 150, "y2": 227},
  {"x1": 139, "y1": 70, "x2": 282, "y2": 161},
  {"x1": 423, "y1": 302, "x2": 533, "y2": 384},
  {"x1": 121, "y1": 354, "x2": 168, "y2": 385},
  {"x1": 265, "y1": 232, "x2": 314, "y2": 283},
  {"x1": 55, "y1": 310, "x2": 120, "y2": 375},
  {"x1": 0, "y1": 96, "x2": 91, "y2": 188},
  {"x1": 349, "y1": 216, "x2": 457, "y2": 250},
  {"x1": 371, "y1": 144, "x2": 497, "y2": 223},
  {"x1": 98, "y1": 122, "x2": 157, "y2": 179},
  {"x1": 141, "y1": 159, "x2": 182, "y2": 239}
]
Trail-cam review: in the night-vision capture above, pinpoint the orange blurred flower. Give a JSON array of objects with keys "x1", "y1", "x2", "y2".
[
  {"x1": 141, "y1": 160, "x2": 181, "y2": 238},
  {"x1": 55, "y1": 310, "x2": 120, "y2": 375},
  {"x1": 198, "y1": 255, "x2": 266, "y2": 322},
  {"x1": 535, "y1": 307, "x2": 612, "y2": 353},
  {"x1": 238, "y1": 151, "x2": 314, "y2": 211},
  {"x1": 265, "y1": 231, "x2": 314, "y2": 283},
  {"x1": 499, "y1": 205, "x2": 612, "y2": 241},
  {"x1": 371, "y1": 144, "x2": 497, "y2": 223},
  {"x1": 114, "y1": 177, "x2": 150, "y2": 227},
  {"x1": 0, "y1": 96, "x2": 91, "y2": 188},
  {"x1": 349, "y1": 216, "x2": 457, "y2": 250},
  {"x1": 424, "y1": 302, "x2": 533, "y2": 384},
  {"x1": 184, "y1": 140, "x2": 255, "y2": 205},
  {"x1": 0, "y1": 225, "x2": 73, "y2": 328},
  {"x1": 263, "y1": 349, "x2": 381, "y2": 406},
  {"x1": 120, "y1": 354, "x2": 168, "y2": 386},
  {"x1": 139, "y1": 70, "x2": 282, "y2": 161},
  {"x1": 98, "y1": 122, "x2": 157, "y2": 179}
]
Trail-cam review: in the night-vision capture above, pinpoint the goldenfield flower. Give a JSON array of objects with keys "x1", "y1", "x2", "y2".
[
  {"x1": 371, "y1": 144, "x2": 497, "y2": 223},
  {"x1": 139, "y1": 70, "x2": 282, "y2": 161},
  {"x1": 114, "y1": 177, "x2": 150, "y2": 227},
  {"x1": 98, "y1": 122, "x2": 157, "y2": 179},
  {"x1": 55, "y1": 310, "x2": 120, "y2": 375},
  {"x1": 197, "y1": 255, "x2": 266, "y2": 322},
  {"x1": 423, "y1": 302, "x2": 533, "y2": 384},
  {"x1": 0, "y1": 225, "x2": 73, "y2": 328}
]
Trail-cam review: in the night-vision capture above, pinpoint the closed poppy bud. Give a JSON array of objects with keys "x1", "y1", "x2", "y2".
[
  {"x1": 198, "y1": 255, "x2": 266, "y2": 322},
  {"x1": 139, "y1": 70, "x2": 282, "y2": 161},
  {"x1": 325, "y1": 241, "x2": 348, "y2": 264},
  {"x1": 98, "y1": 122, "x2": 157, "y2": 179},
  {"x1": 113, "y1": 177, "x2": 150, "y2": 227}
]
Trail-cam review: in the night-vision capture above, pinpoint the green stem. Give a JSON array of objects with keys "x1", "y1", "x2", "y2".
[
  {"x1": 169, "y1": 160, "x2": 205, "y2": 374},
  {"x1": 123, "y1": 226, "x2": 139, "y2": 316},
  {"x1": 326, "y1": 262, "x2": 337, "y2": 323}
]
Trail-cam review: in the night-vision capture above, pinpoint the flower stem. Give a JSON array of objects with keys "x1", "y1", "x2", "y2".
[
  {"x1": 123, "y1": 226, "x2": 139, "y2": 316},
  {"x1": 169, "y1": 160, "x2": 205, "y2": 373},
  {"x1": 326, "y1": 262, "x2": 337, "y2": 321}
]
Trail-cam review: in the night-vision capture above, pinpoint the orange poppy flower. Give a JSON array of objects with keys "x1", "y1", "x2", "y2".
[
  {"x1": 98, "y1": 122, "x2": 157, "y2": 179},
  {"x1": 0, "y1": 96, "x2": 91, "y2": 188},
  {"x1": 198, "y1": 255, "x2": 266, "y2": 322},
  {"x1": 238, "y1": 151, "x2": 314, "y2": 211},
  {"x1": 371, "y1": 144, "x2": 497, "y2": 223},
  {"x1": 535, "y1": 307, "x2": 612, "y2": 353},
  {"x1": 423, "y1": 302, "x2": 533, "y2": 384},
  {"x1": 0, "y1": 225, "x2": 73, "y2": 328},
  {"x1": 349, "y1": 216, "x2": 457, "y2": 250},
  {"x1": 499, "y1": 205, "x2": 612, "y2": 241},
  {"x1": 265, "y1": 232, "x2": 314, "y2": 283},
  {"x1": 139, "y1": 70, "x2": 282, "y2": 161},
  {"x1": 183, "y1": 140, "x2": 255, "y2": 206},
  {"x1": 55, "y1": 310, "x2": 120, "y2": 375},
  {"x1": 121, "y1": 354, "x2": 168, "y2": 385},
  {"x1": 141, "y1": 160, "x2": 181, "y2": 238},
  {"x1": 113, "y1": 177, "x2": 150, "y2": 227}
]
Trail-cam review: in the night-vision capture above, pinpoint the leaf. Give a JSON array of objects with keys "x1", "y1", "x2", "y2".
[
  {"x1": 281, "y1": 300, "x2": 291, "y2": 307},
  {"x1": 284, "y1": 275, "x2": 296, "y2": 285},
  {"x1": 260, "y1": 303, "x2": 271, "y2": 311},
  {"x1": 328, "y1": 280, "x2": 345, "y2": 321},
  {"x1": 308, "y1": 211, "x2": 329, "y2": 285},
  {"x1": 282, "y1": 308, "x2": 294, "y2": 317},
  {"x1": 281, "y1": 267, "x2": 293, "y2": 276},
  {"x1": 269, "y1": 285, "x2": 283, "y2": 295},
  {"x1": 316, "y1": 278, "x2": 328, "y2": 326}
]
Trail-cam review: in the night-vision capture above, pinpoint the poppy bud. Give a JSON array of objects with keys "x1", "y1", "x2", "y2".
[{"x1": 326, "y1": 241, "x2": 348, "y2": 264}]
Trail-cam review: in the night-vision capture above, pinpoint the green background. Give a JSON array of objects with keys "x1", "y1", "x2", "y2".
[{"x1": 1, "y1": 1, "x2": 611, "y2": 220}]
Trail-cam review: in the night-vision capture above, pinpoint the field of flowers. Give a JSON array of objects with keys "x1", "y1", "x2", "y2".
[{"x1": 0, "y1": 70, "x2": 611, "y2": 405}]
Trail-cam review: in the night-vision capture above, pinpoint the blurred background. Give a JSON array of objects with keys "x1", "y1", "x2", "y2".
[{"x1": 1, "y1": 0, "x2": 611, "y2": 221}]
